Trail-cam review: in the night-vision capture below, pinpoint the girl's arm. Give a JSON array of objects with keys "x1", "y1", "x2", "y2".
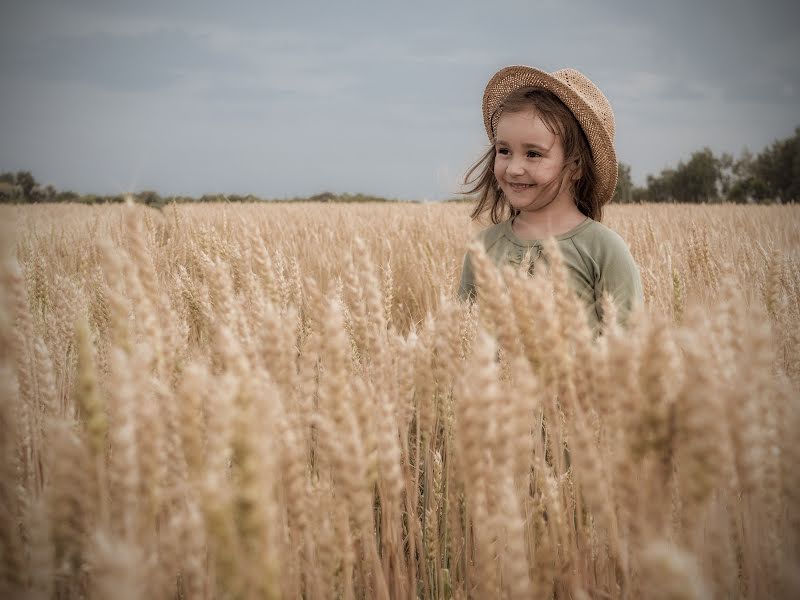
[{"x1": 594, "y1": 233, "x2": 644, "y2": 326}]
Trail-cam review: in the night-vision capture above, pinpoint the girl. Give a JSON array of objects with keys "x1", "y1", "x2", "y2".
[{"x1": 458, "y1": 65, "x2": 643, "y2": 331}]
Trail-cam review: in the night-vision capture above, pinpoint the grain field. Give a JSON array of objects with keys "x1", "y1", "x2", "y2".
[{"x1": 1, "y1": 201, "x2": 799, "y2": 599}]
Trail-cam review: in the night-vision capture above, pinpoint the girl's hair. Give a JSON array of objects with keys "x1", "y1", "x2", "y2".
[{"x1": 464, "y1": 87, "x2": 603, "y2": 223}]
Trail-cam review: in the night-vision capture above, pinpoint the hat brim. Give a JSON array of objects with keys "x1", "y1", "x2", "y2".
[{"x1": 482, "y1": 65, "x2": 618, "y2": 206}]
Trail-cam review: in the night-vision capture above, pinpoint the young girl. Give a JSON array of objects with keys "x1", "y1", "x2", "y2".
[{"x1": 458, "y1": 65, "x2": 643, "y2": 330}]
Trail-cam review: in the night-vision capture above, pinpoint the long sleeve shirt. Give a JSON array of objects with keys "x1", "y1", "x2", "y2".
[{"x1": 458, "y1": 216, "x2": 643, "y2": 331}]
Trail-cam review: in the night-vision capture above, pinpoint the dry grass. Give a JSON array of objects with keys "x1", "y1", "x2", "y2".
[{"x1": 1, "y1": 201, "x2": 799, "y2": 599}]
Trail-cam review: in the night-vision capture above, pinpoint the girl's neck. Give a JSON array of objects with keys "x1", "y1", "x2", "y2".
[{"x1": 512, "y1": 200, "x2": 586, "y2": 240}]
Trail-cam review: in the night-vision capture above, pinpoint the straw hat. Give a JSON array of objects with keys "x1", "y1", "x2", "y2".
[{"x1": 482, "y1": 65, "x2": 618, "y2": 206}]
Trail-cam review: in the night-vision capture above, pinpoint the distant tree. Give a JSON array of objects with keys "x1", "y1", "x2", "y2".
[
  {"x1": 718, "y1": 152, "x2": 735, "y2": 198},
  {"x1": 30, "y1": 186, "x2": 45, "y2": 202},
  {"x1": 721, "y1": 129, "x2": 799, "y2": 203},
  {"x1": 645, "y1": 168, "x2": 677, "y2": 202},
  {"x1": 631, "y1": 185, "x2": 649, "y2": 203},
  {"x1": 15, "y1": 171, "x2": 36, "y2": 200},
  {"x1": 672, "y1": 148, "x2": 720, "y2": 203},
  {"x1": 727, "y1": 149, "x2": 759, "y2": 203},
  {"x1": 30, "y1": 185, "x2": 59, "y2": 203},
  {"x1": 136, "y1": 190, "x2": 164, "y2": 208},
  {"x1": 199, "y1": 194, "x2": 225, "y2": 203},
  {"x1": 56, "y1": 190, "x2": 79, "y2": 202},
  {"x1": 0, "y1": 181, "x2": 21, "y2": 202},
  {"x1": 612, "y1": 162, "x2": 634, "y2": 203},
  {"x1": 639, "y1": 148, "x2": 720, "y2": 203},
  {"x1": 0, "y1": 172, "x2": 14, "y2": 184},
  {"x1": 309, "y1": 191, "x2": 337, "y2": 202},
  {"x1": 751, "y1": 126, "x2": 800, "y2": 203}
]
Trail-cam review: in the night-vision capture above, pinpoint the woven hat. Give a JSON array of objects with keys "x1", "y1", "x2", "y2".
[{"x1": 482, "y1": 65, "x2": 618, "y2": 206}]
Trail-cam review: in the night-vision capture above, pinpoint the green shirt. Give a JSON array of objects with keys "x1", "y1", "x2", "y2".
[{"x1": 458, "y1": 216, "x2": 643, "y2": 330}]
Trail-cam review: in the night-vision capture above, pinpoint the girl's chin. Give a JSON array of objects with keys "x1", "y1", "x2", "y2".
[{"x1": 506, "y1": 193, "x2": 538, "y2": 208}]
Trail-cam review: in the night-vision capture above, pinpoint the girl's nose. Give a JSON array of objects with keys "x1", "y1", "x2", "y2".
[{"x1": 507, "y1": 159, "x2": 525, "y2": 176}]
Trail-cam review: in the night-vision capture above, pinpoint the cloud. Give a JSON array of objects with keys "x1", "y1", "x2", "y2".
[{"x1": 1, "y1": 28, "x2": 246, "y2": 92}]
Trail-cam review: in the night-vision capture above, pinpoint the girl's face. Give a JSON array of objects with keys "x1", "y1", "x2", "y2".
[{"x1": 493, "y1": 110, "x2": 577, "y2": 213}]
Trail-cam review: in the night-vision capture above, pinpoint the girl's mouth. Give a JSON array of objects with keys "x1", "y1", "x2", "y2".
[{"x1": 508, "y1": 182, "x2": 533, "y2": 191}]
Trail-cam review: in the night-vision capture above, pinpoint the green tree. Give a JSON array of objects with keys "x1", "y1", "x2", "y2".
[
  {"x1": 645, "y1": 168, "x2": 677, "y2": 202},
  {"x1": 727, "y1": 149, "x2": 761, "y2": 203},
  {"x1": 631, "y1": 185, "x2": 649, "y2": 203},
  {"x1": 672, "y1": 148, "x2": 720, "y2": 203},
  {"x1": 718, "y1": 152, "x2": 735, "y2": 198},
  {"x1": 56, "y1": 190, "x2": 79, "y2": 202},
  {"x1": 751, "y1": 126, "x2": 800, "y2": 202},
  {"x1": 642, "y1": 148, "x2": 721, "y2": 203},
  {"x1": 15, "y1": 171, "x2": 36, "y2": 200},
  {"x1": 136, "y1": 190, "x2": 164, "y2": 207},
  {"x1": 612, "y1": 162, "x2": 634, "y2": 203},
  {"x1": 724, "y1": 129, "x2": 799, "y2": 203}
]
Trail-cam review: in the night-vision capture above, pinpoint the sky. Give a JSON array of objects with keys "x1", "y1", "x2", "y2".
[{"x1": 0, "y1": 0, "x2": 798, "y2": 200}]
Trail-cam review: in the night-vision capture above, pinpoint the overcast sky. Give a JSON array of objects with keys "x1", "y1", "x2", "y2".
[{"x1": 1, "y1": 0, "x2": 798, "y2": 200}]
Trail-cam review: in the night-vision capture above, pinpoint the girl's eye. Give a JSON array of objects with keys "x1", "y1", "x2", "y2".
[
  {"x1": 496, "y1": 148, "x2": 509, "y2": 155},
  {"x1": 527, "y1": 151, "x2": 540, "y2": 158}
]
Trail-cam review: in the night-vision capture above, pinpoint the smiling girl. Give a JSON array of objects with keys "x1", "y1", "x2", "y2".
[{"x1": 458, "y1": 65, "x2": 643, "y2": 330}]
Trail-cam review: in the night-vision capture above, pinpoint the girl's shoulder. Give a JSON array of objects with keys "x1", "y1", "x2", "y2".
[
  {"x1": 471, "y1": 219, "x2": 510, "y2": 250},
  {"x1": 574, "y1": 219, "x2": 637, "y2": 264},
  {"x1": 579, "y1": 218, "x2": 626, "y2": 243}
]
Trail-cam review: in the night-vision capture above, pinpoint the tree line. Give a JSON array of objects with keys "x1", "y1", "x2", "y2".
[
  {"x1": 0, "y1": 181, "x2": 405, "y2": 207},
  {"x1": 3, "y1": 127, "x2": 798, "y2": 205},
  {"x1": 612, "y1": 126, "x2": 799, "y2": 204}
]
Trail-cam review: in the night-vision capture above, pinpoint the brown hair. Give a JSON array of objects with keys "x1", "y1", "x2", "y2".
[{"x1": 463, "y1": 87, "x2": 603, "y2": 223}]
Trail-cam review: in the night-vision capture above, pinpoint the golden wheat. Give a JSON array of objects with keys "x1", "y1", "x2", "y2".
[{"x1": 0, "y1": 201, "x2": 799, "y2": 599}]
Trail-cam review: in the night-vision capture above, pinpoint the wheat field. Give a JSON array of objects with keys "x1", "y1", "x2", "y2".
[{"x1": 1, "y1": 201, "x2": 799, "y2": 600}]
